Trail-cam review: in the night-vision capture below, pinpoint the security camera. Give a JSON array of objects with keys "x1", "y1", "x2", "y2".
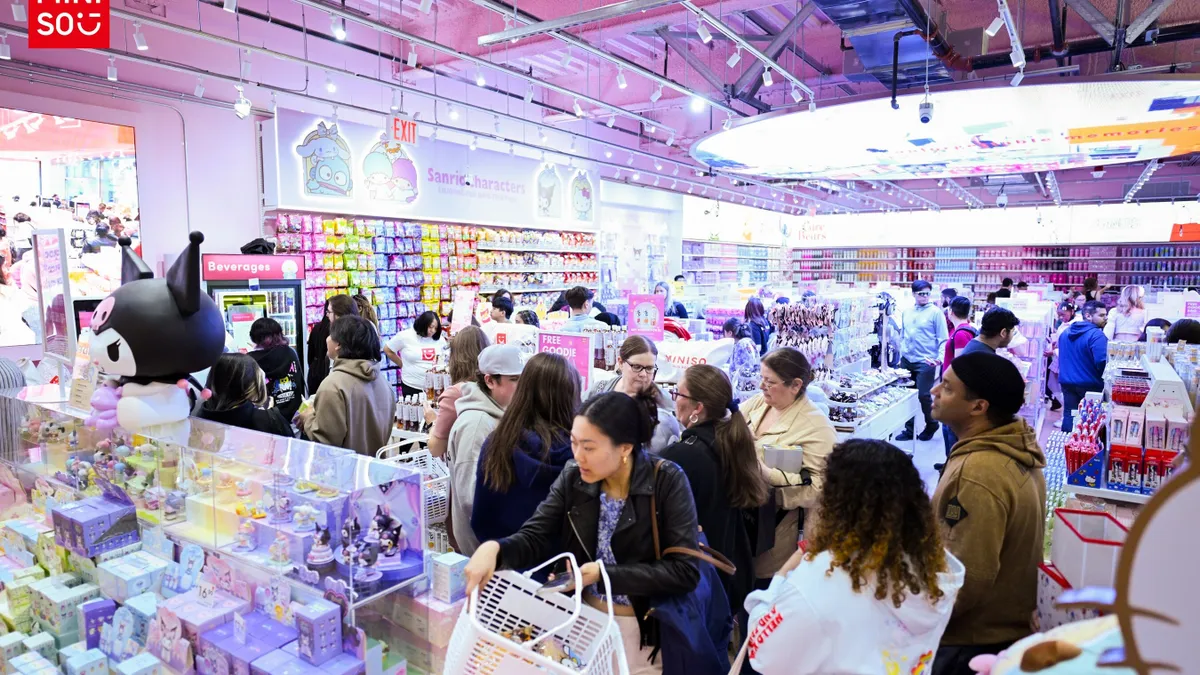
[
  {"x1": 463, "y1": 175, "x2": 473, "y2": 187},
  {"x1": 997, "y1": 193, "x2": 1009, "y2": 207},
  {"x1": 919, "y1": 101, "x2": 934, "y2": 124}
]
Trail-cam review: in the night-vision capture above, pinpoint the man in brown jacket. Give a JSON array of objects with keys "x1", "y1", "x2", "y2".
[{"x1": 930, "y1": 351, "x2": 1047, "y2": 675}]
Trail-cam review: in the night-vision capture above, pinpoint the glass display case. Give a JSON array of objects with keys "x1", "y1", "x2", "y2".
[{"x1": 0, "y1": 388, "x2": 429, "y2": 675}]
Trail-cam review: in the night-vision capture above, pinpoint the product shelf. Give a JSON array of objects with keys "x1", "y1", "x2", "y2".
[
  {"x1": 477, "y1": 244, "x2": 597, "y2": 253},
  {"x1": 1067, "y1": 485, "x2": 1152, "y2": 505},
  {"x1": 480, "y1": 284, "x2": 596, "y2": 294},
  {"x1": 478, "y1": 267, "x2": 600, "y2": 273}
]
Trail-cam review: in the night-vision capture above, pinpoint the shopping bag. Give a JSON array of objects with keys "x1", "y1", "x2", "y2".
[
  {"x1": 1035, "y1": 563, "x2": 1102, "y2": 632},
  {"x1": 1050, "y1": 508, "x2": 1128, "y2": 590}
]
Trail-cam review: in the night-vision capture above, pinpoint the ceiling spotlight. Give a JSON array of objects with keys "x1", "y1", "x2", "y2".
[
  {"x1": 614, "y1": 169, "x2": 621, "y2": 179},
  {"x1": 648, "y1": 125, "x2": 656, "y2": 134},
  {"x1": 696, "y1": 20, "x2": 712, "y2": 44},
  {"x1": 689, "y1": 96, "x2": 706, "y2": 113},
  {"x1": 419, "y1": 0, "x2": 433, "y2": 14},
  {"x1": 762, "y1": 68, "x2": 773, "y2": 87},
  {"x1": 233, "y1": 85, "x2": 252, "y2": 119},
  {"x1": 808, "y1": 99, "x2": 816, "y2": 112},
  {"x1": 654, "y1": 161, "x2": 663, "y2": 171},
  {"x1": 672, "y1": 165, "x2": 679, "y2": 176},
  {"x1": 573, "y1": 99, "x2": 584, "y2": 117},
  {"x1": 722, "y1": 116, "x2": 732, "y2": 131},
  {"x1": 654, "y1": 177, "x2": 660, "y2": 186},
  {"x1": 524, "y1": 83, "x2": 534, "y2": 104},
  {"x1": 985, "y1": 16, "x2": 1005, "y2": 37},
  {"x1": 430, "y1": 129, "x2": 438, "y2": 141},
  {"x1": 539, "y1": 128, "x2": 548, "y2": 143},
  {"x1": 688, "y1": 186, "x2": 694, "y2": 194},
  {"x1": 107, "y1": 56, "x2": 117, "y2": 82},
  {"x1": 240, "y1": 50, "x2": 252, "y2": 79},
  {"x1": 790, "y1": 86, "x2": 802, "y2": 104},
  {"x1": 132, "y1": 21, "x2": 148, "y2": 51},
  {"x1": 448, "y1": 103, "x2": 459, "y2": 120},
  {"x1": 324, "y1": 72, "x2": 336, "y2": 93},
  {"x1": 561, "y1": 49, "x2": 573, "y2": 69},
  {"x1": 494, "y1": 115, "x2": 501, "y2": 133},
  {"x1": 616, "y1": 68, "x2": 627, "y2": 90},
  {"x1": 193, "y1": 77, "x2": 205, "y2": 98},
  {"x1": 604, "y1": 149, "x2": 612, "y2": 159},
  {"x1": 475, "y1": 70, "x2": 486, "y2": 87},
  {"x1": 1010, "y1": 68, "x2": 1024, "y2": 87},
  {"x1": 331, "y1": 105, "x2": 339, "y2": 124},
  {"x1": 0, "y1": 35, "x2": 10, "y2": 61},
  {"x1": 727, "y1": 47, "x2": 742, "y2": 68},
  {"x1": 406, "y1": 45, "x2": 418, "y2": 68},
  {"x1": 390, "y1": 90, "x2": 400, "y2": 113},
  {"x1": 606, "y1": 115, "x2": 615, "y2": 128},
  {"x1": 508, "y1": 143, "x2": 514, "y2": 155},
  {"x1": 632, "y1": 171, "x2": 641, "y2": 181},
  {"x1": 331, "y1": 16, "x2": 346, "y2": 40},
  {"x1": 650, "y1": 84, "x2": 663, "y2": 103},
  {"x1": 469, "y1": 136, "x2": 478, "y2": 151},
  {"x1": 626, "y1": 154, "x2": 634, "y2": 166},
  {"x1": 671, "y1": 180, "x2": 677, "y2": 189},
  {"x1": 221, "y1": 0, "x2": 235, "y2": 12}
]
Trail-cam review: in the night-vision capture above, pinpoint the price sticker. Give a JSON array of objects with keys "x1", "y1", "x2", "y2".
[
  {"x1": 197, "y1": 580, "x2": 216, "y2": 607},
  {"x1": 234, "y1": 612, "x2": 247, "y2": 644}
]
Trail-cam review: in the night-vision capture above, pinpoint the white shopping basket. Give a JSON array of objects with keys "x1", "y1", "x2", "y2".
[
  {"x1": 378, "y1": 446, "x2": 450, "y2": 525},
  {"x1": 443, "y1": 553, "x2": 629, "y2": 675}
]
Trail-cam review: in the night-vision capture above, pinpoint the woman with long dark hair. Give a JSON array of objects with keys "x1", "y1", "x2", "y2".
[
  {"x1": 384, "y1": 310, "x2": 446, "y2": 398},
  {"x1": 464, "y1": 392, "x2": 701, "y2": 675},
  {"x1": 306, "y1": 295, "x2": 358, "y2": 394},
  {"x1": 741, "y1": 439, "x2": 963, "y2": 674},
  {"x1": 744, "y1": 297, "x2": 771, "y2": 356},
  {"x1": 197, "y1": 353, "x2": 294, "y2": 437},
  {"x1": 586, "y1": 336, "x2": 680, "y2": 453},
  {"x1": 471, "y1": 353, "x2": 580, "y2": 544},
  {"x1": 662, "y1": 364, "x2": 768, "y2": 618}
]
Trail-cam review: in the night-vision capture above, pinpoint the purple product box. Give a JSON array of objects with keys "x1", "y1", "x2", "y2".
[
  {"x1": 49, "y1": 482, "x2": 139, "y2": 558},
  {"x1": 162, "y1": 588, "x2": 251, "y2": 644},
  {"x1": 198, "y1": 623, "x2": 276, "y2": 675},
  {"x1": 249, "y1": 648, "x2": 322, "y2": 675},
  {"x1": 77, "y1": 599, "x2": 116, "y2": 650},
  {"x1": 291, "y1": 599, "x2": 341, "y2": 666},
  {"x1": 281, "y1": 640, "x2": 363, "y2": 675},
  {"x1": 242, "y1": 612, "x2": 298, "y2": 651}
]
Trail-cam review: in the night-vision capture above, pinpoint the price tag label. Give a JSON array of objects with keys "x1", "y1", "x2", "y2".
[
  {"x1": 197, "y1": 580, "x2": 216, "y2": 607},
  {"x1": 234, "y1": 612, "x2": 247, "y2": 644}
]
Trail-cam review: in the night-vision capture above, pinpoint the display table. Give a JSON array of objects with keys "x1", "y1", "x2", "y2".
[{"x1": 834, "y1": 390, "x2": 919, "y2": 451}]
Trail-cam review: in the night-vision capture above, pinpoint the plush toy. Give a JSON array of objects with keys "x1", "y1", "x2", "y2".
[{"x1": 88, "y1": 232, "x2": 225, "y2": 437}]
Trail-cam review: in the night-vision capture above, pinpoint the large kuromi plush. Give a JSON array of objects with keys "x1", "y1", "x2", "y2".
[{"x1": 89, "y1": 232, "x2": 225, "y2": 435}]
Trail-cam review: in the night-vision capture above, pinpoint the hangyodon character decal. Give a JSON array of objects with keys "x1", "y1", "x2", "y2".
[
  {"x1": 362, "y1": 136, "x2": 418, "y2": 203},
  {"x1": 87, "y1": 232, "x2": 225, "y2": 434},
  {"x1": 296, "y1": 121, "x2": 354, "y2": 197},
  {"x1": 571, "y1": 171, "x2": 593, "y2": 221}
]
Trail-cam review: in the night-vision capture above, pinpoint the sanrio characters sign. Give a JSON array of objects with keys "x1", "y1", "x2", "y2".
[{"x1": 265, "y1": 108, "x2": 597, "y2": 230}]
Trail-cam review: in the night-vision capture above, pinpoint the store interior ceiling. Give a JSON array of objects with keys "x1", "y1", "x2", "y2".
[{"x1": 1, "y1": 0, "x2": 1199, "y2": 214}]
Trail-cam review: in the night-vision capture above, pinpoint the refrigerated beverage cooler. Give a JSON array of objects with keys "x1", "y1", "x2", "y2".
[{"x1": 201, "y1": 254, "x2": 307, "y2": 378}]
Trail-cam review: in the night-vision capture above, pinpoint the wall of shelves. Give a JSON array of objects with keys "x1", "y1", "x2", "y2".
[
  {"x1": 682, "y1": 239, "x2": 787, "y2": 287},
  {"x1": 792, "y1": 243, "x2": 1200, "y2": 289}
]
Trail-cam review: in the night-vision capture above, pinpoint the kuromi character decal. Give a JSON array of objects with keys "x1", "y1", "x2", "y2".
[
  {"x1": 88, "y1": 232, "x2": 225, "y2": 436},
  {"x1": 537, "y1": 164, "x2": 562, "y2": 218},
  {"x1": 297, "y1": 121, "x2": 353, "y2": 197}
]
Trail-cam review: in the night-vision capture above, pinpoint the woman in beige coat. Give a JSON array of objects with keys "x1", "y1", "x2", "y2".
[{"x1": 740, "y1": 347, "x2": 837, "y2": 581}]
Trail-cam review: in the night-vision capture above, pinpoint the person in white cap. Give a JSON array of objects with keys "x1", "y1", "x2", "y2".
[{"x1": 446, "y1": 344, "x2": 525, "y2": 554}]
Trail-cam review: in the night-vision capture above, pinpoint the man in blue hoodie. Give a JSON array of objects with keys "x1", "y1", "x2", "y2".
[{"x1": 1057, "y1": 301, "x2": 1108, "y2": 432}]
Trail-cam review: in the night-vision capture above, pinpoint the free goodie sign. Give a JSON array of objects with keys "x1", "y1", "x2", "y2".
[{"x1": 539, "y1": 331, "x2": 591, "y2": 392}]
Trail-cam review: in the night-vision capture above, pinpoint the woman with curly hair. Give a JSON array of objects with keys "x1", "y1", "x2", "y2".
[{"x1": 740, "y1": 439, "x2": 965, "y2": 675}]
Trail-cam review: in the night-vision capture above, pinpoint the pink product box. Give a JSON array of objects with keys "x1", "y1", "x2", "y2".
[
  {"x1": 198, "y1": 623, "x2": 278, "y2": 675},
  {"x1": 391, "y1": 595, "x2": 463, "y2": 649},
  {"x1": 390, "y1": 627, "x2": 446, "y2": 675},
  {"x1": 281, "y1": 640, "x2": 363, "y2": 675},
  {"x1": 97, "y1": 551, "x2": 169, "y2": 603},
  {"x1": 163, "y1": 589, "x2": 250, "y2": 644}
]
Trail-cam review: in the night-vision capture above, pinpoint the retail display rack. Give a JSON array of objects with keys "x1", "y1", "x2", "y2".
[
  {"x1": 682, "y1": 239, "x2": 786, "y2": 288},
  {"x1": 791, "y1": 243, "x2": 1200, "y2": 290},
  {"x1": 476, "y1": 226, "x2": 599, "y2": 307}
]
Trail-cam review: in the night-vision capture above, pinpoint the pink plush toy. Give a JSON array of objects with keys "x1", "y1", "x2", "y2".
[
  {"x1": 86, "y1": 380, "x2": 122, "y2": 431},
  {"x1": 969, "y1": 653, "x2": 1003, "y2": 675}
]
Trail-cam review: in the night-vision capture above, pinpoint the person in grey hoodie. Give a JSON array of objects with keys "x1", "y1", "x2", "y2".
[
  {"x1": 297, "y1": 315, "x2": 395, "y2": 456},
  {"x1": 446, "y1": 344, "x2": 525, "y2": 554}
]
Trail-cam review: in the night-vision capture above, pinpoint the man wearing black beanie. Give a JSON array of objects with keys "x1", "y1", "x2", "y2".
[{"x1": 929, "y1": 352, "x2": 1047, "y2": 675}]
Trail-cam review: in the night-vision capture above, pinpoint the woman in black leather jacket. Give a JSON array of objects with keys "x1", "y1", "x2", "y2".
[{"x1": 465, "y1": 391, "x2": 701, "y2": 672}]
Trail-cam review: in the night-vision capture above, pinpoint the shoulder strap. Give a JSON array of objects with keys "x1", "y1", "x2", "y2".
[{"x1": 649, "y1": 460, "x2": 737, "y2": 576}]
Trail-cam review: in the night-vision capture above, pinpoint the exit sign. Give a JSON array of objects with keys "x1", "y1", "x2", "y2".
[{"x1": 389, "y1": 115, "x2": 419, "y2": 145}]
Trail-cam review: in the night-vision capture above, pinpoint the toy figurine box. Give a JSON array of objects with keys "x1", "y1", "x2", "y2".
[
  {"x1": 162, "y1": 587, "x2": 251, "y2": 643},
  {"x1": 332, "y1": 468, "x2": 426, "y2": 589},
  {"x1": 49, "y1": 478, "x2": 139, "y2": 558},
  {"x1": 97, "y1": 551, "x2": 169, "y2": 603}
]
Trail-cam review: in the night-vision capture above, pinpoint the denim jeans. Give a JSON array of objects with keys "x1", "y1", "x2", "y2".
[
  {"x1": 901, "y1": 357, "x2": 937, "y2": 434},
  {"x1": 1061, "y1": 384, "x2": 1097, "y2": 432}
]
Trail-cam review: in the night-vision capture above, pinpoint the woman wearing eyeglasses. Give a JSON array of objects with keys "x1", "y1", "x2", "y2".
[
  {"x1": 586, "y1": 336, "x2": 681, "y2": 453},
  {"x1": 740, "y1": 347, "x2": 838, "y2": 582},
  {"x1": 662, "y1": 364, "x2": 769, "y2": 623}
]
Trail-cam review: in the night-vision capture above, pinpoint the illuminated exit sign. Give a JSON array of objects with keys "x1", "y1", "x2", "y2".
[{"x1": 388, "y1": 115, "x2": 419, "y2": 146}]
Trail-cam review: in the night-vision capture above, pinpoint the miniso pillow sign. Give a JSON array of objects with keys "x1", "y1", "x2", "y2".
[{"x1": 629, "y1": 294, "x2": 665, "y2": 341}]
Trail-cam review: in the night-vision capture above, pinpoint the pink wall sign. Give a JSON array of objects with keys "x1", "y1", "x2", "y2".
[
  {"x1": 201, "y1": 254, "x2": 306, "y2": 281},
  {"x1": 1185, "y1": 301, "x2": 1200, "y2": 318},
  {"x1": 538, "y1": 331, "x2": 592, "y2": 392},
  {"x1": 628, "y1": 294, "x2": 665, "y2": 341}
]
